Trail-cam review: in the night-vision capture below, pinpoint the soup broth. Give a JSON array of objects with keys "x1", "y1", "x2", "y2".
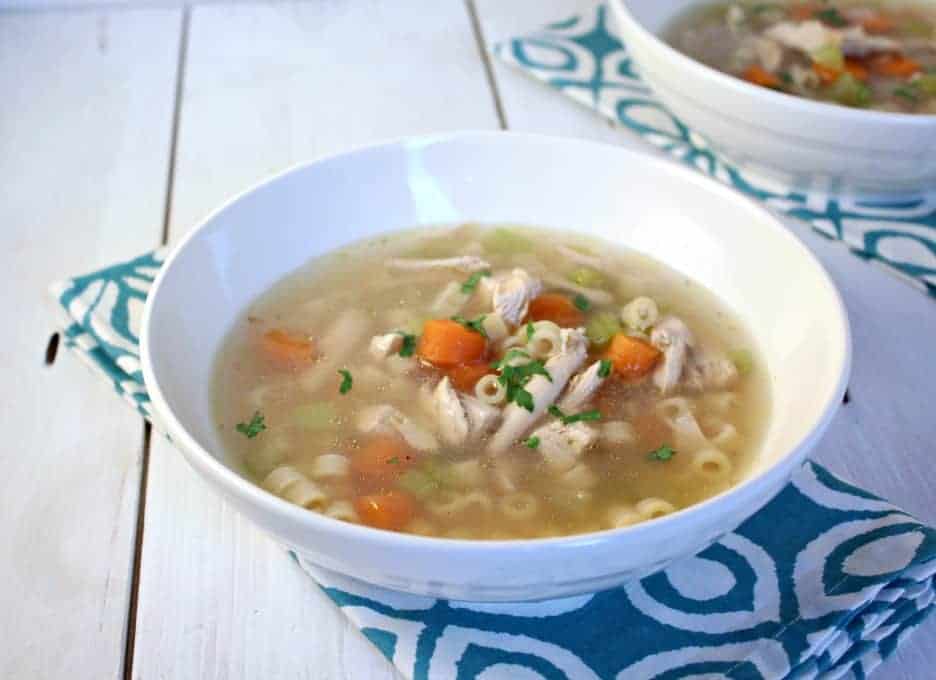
[
  {"x1": 213, "y1": 225, "x2": 771, "y2": 539},
  {"x1": 665, "y1": 1, "x2": 936, "y2": 114}
]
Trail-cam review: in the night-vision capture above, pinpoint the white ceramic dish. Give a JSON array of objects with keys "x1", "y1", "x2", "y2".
[
  {"x1": 141, "y1": 131, "x2": 850, "y2": 602},
  {"x1": 612, "y1": 0, "x2": 936, "y2": 197}
]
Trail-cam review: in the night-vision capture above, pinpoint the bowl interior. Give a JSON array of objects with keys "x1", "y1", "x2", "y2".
[
  {"x1": 145, "y1": 133, "x2": 848, "y2": 500},
  {"x1": 623, "y1": 0, "x2": 694, "y2": 33}
]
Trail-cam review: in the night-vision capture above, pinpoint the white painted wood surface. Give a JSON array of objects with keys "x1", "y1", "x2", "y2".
[
  {"x1": 0, "y1": 7, "x2": 180, "y2": 679},
  {"x1": 5, "y1": 0, "x2": 934, "y2": 678}
]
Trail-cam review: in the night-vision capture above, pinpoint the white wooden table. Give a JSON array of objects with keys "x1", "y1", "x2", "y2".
[{"x1": 2, "y1": 1, "x2": 934, "y2": 677}]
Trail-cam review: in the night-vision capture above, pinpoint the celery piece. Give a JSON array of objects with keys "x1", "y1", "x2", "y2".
[
  {"x1": 568, "y1": 266, "x2": 606, "y2": 289},
  {"x1": 586, "y1": 312, "x2": 622, "y2": 348},
  {"x1": 292, "y1": 401, "x2": 336, "y2": 430},
  {"x1": 398, "y1": 470, "x2": 440, "y2": 499},
  {"x1": 729, "y1": 349, "x2": 754, "y2": 376},
  {"x1": 481, "y1": 228, "x2": 533, "y2": 255},
  {"x1": 811, "y1": 44, "x2": 844, "y2": 71},
  {"x1": 828, "y1": 73, "x2": 871, "y2": 108}
]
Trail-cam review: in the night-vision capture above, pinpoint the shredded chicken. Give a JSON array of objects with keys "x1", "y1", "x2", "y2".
[
  {"x1": 766, "y1": 20, "x2": 840, "y2": 54},
  {"x1": 754, "y1": 36, "x2": 783, "y2": 72},
  {"x1": 840, "y1": 25, "x2": 900, "y2": 57},
  {"x1": 487, "y1": 328, "x2": 589, "y2": 453},
  {"x1": 493, "y1": 268, "x2": 543, "y2": 326},
  {"x1": 356, "y1": 404, "x2": 438, "y2": 452},
  {"x1": 432, "y1": 377, "x2": 469, "y2": 446},
  {"x1": 430, "y1": 281, "x2": 471, "y2": 317},
  {"x1": 369, "y1": 332, "x2": 403, "y2": 360},
  {"x1": 650, "y1": 316, "x2": 694, "y2": 395},
  {"x1": 557, "y1": 360, "x2": 607, "y2": 412},
  {"x1": 461, "y1": 395, "x2": 501, "y2": 439},
  {"x1": 531, "y1": 420, "x2": 597, "y2": 474},
  {"x1": 386, "y1": 255, "x2": 490, "y2": 273},
  {"x1": 685, "y1": 349, "x2": 739, "y2": 392},
  {"x1": 554, "y1": 244, "x2": 605, "y2": 270}
]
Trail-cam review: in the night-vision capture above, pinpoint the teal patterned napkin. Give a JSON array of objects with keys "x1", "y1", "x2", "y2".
[
  {"x1": 51, "y1": 251, "x2": 936, "y2": 679},
  {"x1": 494, "y1": 4, "x2": 936, "y2": 298}
]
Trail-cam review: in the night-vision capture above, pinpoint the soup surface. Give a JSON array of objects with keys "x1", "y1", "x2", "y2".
[
  {"x1": 665, "y1": 1, "x2": 936, "y2": 113},
  {"x1": 214, "y1": 225, "x2": 770, "y2": 539}
]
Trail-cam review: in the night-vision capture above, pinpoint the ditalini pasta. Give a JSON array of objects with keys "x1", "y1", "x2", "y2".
[{"x1": 214, "y1": 225, "x2": 769, "y2": 538}]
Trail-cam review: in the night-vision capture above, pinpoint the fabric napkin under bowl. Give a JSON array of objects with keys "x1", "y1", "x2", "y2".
[{"x1": 49, "y1": 250, "x2": 936, "y2": 679}]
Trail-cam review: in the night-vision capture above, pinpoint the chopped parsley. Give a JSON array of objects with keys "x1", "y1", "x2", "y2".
[
  {"x1": 548, "y1": 405, "x2": 602, "y2": 425},
  {"x1": 235, "y1": 411, "x2": 266, "y2": 439},
  {"x1": 460, "y1": 270, "x2": 491, "y2": 295},
  {"x1": 648, "y1": 445, "x2": 677, "y2": 462},
  {"x1": 451, "y1": 314, "x2": 488, "y2": 338},
  {"x1": 814, "y1": 7, "x2": 847, "y2": 26},
  {"x1": 396, "y1": 331, "x2": 417, "y2": 357},
  {"x1": 387, "y1": 456, "x2": 401, "y2": 465},
  {"x1": 573, "y1": 293, "x2": 590, "y2": 312},
  {"x1": 495, "y1": 359, "x2": 552, "y2": 412},
  {"x1": 524, "y1": 436, "x2": 541, "y2": 449},
  {"x1": 598, "y1": 358, "x2": 613, "y2": 378},
  {"x1": 337, "y1": 369, "x2": 353, "y2": 394},
  {"x1": 894, "y1": 84, "x2": 920, "y2": 102},
  {"x1": 525, "y1": 321, "x2": 535, "y2": 341}
]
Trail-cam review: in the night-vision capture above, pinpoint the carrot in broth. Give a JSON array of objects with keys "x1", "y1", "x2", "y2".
[
  {"x1": 606, "y1": 333, "x2": 662, "y2": 381},
  {"x1": 527, "y1": 293, "x2": 585, "y2": 328},
  {"x1": 355, "y1": 491, "x2": 417, "y2": 531},
  {"x1": 417, "y1": 319, "x2": 487, "y2": 368},
  {"x1": 262, "y1": 329, "x2": 315, "y2": 366}
]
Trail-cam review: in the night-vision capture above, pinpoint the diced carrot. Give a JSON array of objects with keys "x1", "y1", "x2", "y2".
[
  {"x1": 743, "y1": 65, "x2": 782, "y2": 89},
  {"x1": 261, "y1": 329, "x2": 315, "y2": 366},
  {"x1": 447, "y1": 361, "x2": 493, "y2": 392},
  {"x1": 871, "y1": 55, "x2": 921, "y2": 78},
  {"x1": 355, "y1": 491, "x2": 417, "y2": 531},
  {"x1": 351, "y1": 436, "x2": 416, "y2": 482},
  {"x1": 844, "y1": 58, "x2": 870, "y2": 81},
  {"x1": 526, "y1": 293, "x2": 585, "y2": 328},
  {"x1": 813, "y1": 62, "x2": 843, "y2": 84},
  {"x1": 417, "y1": 319, "x2": 487, "y2": 368},
  {"x1": 861, "y1": 13, "x2": 894, "y2": 35},
  {"x1": 789, "y1": 3, "x2": 817, "y2": 21},
  {"x1": 605, "y1": 333, "x2": 662, "y2": 381}
]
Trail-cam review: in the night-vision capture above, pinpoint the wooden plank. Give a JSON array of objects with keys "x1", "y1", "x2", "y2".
[
  {"x1": 0, "y1": 8, "x2": 180, "y2": 679},
  {"x1": 131, "y1": 2, "x2": 498, "y2": 678},
  {"x1": 477, "y1": 0, "x2": 936, "y2": 673}
]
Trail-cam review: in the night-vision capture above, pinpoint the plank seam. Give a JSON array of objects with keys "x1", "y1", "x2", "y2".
[{"x1": 464, "y1": 0, "x2": 507, "y2": 130}]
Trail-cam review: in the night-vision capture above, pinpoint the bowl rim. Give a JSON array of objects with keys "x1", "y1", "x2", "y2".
[
  {"x1": 614, "y1": 0, "x2": 936, "y2": 125},
  {"x1": 140, "y1": 129, "x2": 852, "y2": 554}
]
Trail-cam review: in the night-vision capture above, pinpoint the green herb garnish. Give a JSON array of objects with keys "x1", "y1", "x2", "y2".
[
  {"x1": 894, "y1": 84, "x2": 920, "y2": 102},
  {"x1": 815, "y1": 8, "x2": 847, "y2": 26},
  {"x1": 648, "y1": 445, "x2": 677, "y2": 462},
  {"x1": 526, "y1": 322, "x2": 535, "y2": 341},
  {"x1": 235, "y1": 411, "x2": 266, "y2": 439},
  {"x1": 598, "y1": 359, "x2": 613, "y2": 378},
  {"x1": 338, "y1": 369, "x2": 353, "y2": 394},
  {"x1": 496, "y1": 359, "x2": 552, "y2": 412},
  {"x1": 396, "y1": 331, "x2": 417, "y2": 357},
  {"x1": 387, "y1": 456, "x2": 400, "y2": 465},
  {"x1": 460, "y1": 270, "x2": 491, "y2": 295},
  {"x1": 548, "y1": 405, "x2": 602, "y2": 425},
  {"x1": 451, "y1": 315, "x2": 488, "y2": 338},
  {"x1": 573, "y1": 293, "x2": 590, "y2": 312},
  {"x1": 525, "y1": 436, "x2": 541, "y2": 449}
]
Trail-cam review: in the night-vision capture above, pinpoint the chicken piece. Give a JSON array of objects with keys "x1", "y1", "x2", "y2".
[
  {"x1": 541, "y1": 275, "x2": 615, "y2": 306},
  {"x1": 461, "y1": 395, "x2": 501, "y2": 439},
  {"x1": 685, "y1": 349, "x2": 739, "y2": 392},
  {"x1": 433, "y1": 377, "x2": 469, "y2": 446},
  {"x1": 369, "y1": 332, "x2": 403, "y2": 360},
  {"x1": 487, "y1": 328, "x2": 589, "y2": 453},
  {"x1": 650, "y1": 316, "x2": 694, "y2": 395},
  {"x1": 493, "y1": 268, "x2": 543, "y2": 326},
  {"x1": 766, "y1": 20, "x2": 841, "y2": 54},
  {"x1": 531, "y1": 420, "x2": 598, "y2": 474},
  {"x1": 557, "y1": 360, "x2": 607, "y2": 412},
  {"x1": 430, "y1": 281, "x2": 471, "y2": 317},
  {"x1": 601, "y1": 420, "x2": 636, "y2": 447},
  {"x1": 754, "y1": 36, "x2": 783, "y2": 73},
  {"x1": 385, "y1": 255, "x2": 490, "y2": 273},
  {"x1": 840, "y1": 26, "x2": 900, "y2": 57},
  {"x1": 356, "y1": 404, "x2": 439, "y2": 452}
]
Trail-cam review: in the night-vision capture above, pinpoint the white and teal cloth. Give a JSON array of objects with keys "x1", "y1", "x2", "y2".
[
  {"x1": 493, "y1": 3, "x2": 936, "y2": 298},
  {"x1": 51, "y1": 249, "x2": 936, "y2": 679}
]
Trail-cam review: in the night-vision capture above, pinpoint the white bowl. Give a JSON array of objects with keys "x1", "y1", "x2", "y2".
[
  {"x1": 612, "y1": 0, "x2": 936, "y2": 197},
  {"x1": 141, "y1": 132, "x2": 850, "y2": 602}
]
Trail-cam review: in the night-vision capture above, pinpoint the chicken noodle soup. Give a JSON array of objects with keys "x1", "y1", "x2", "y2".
[
  {"x1": 665, "y1": 1, "x2": 936, "y2": 113},
  {"x1": 213, "y1": 225, "x2": 770, "y2": 539}
]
